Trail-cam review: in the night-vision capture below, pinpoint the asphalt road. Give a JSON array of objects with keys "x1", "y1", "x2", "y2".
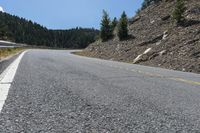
[{"x1": 0, "y1": 49, "x2": 200, "y2": 132}]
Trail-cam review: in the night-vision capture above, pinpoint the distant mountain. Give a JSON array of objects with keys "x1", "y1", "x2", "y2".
[
  {"x1": 83, "y1": 0, "x2": 200, "y2": 73},
  {"x1": 0, "y1": 12, "x2": 99, "y2": 48}
]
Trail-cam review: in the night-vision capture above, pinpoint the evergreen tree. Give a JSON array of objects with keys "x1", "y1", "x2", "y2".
[
  {"x1": 111, "y1": 17, "x2": 118, "y2": 32},
  {"x1": 100, "y1": 10, "x2": 112, "y2": 41},
  {"x1": 172, "y1": 0, "x2": 186, "y2": 25},
  {"x1": 141, "y1": 0, "x2": 151, "y2": 9},
  {"x1": 117, "y1": 11, "x2": 128, "y2": 40},
  {"x1": 141, "y1": 0, "x2": 162, "y2": 10}
]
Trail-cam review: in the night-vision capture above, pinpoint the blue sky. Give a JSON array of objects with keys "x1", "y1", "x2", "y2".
[{"x1": 0, "y1": 0, "x2": 143, "y2": 29}]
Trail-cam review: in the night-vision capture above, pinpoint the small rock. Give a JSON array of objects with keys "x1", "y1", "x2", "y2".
[
  {"x1": 163, "y1": 30, "x2": 168, "y2": 35},
  {"x1": 159, "y1": 50, "x2": 167, "y2": 56},
  {"x1": 162, "y1": 30, "x2": 168, "y2": 40},
  {"x1": 143, "y1": 48, "x2": 152, "y2": 54},
  {"x1": 133, "y1": 54, "x2": 143, "y2": 64},
  {"x1": 150, "y1": 20, "x2": 155, "y2": 24},
  {"x1": 156, "y1": 40, "x2": 162, "y2": 45}
]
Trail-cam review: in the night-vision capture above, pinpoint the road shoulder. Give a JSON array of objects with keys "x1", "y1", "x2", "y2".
[{"x1": 0, "y1": 51, "x2": 23, "y2": 75}]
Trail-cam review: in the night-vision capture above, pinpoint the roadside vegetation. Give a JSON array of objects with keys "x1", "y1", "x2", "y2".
[
  {"x1": 100, "y1": 10, "x2": 128, "y2": 41},
  {"x1": 100, "y1": 10, "x2": 113, "y2": 42},
  {"x1": 117, "y1": 11, "x2": 129, "y2": 40},
  {"x1": 0, "y1": 48, "x2": 24, "y2": 60},
  {"x1": 172, "y1": 0, "x2": 186, "y2": 25},
  {"x1": 141, "y1": 0, "x2": 162, "y2": 10}
]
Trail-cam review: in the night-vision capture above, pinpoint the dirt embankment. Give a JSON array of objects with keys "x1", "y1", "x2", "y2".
[{"x1": 80, "y1": 0, "x2": 200, "y2": 73}]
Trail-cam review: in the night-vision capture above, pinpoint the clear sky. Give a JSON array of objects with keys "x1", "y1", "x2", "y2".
[{"x1": 0, "y1": 0, "x2": 143, "y2": 29}]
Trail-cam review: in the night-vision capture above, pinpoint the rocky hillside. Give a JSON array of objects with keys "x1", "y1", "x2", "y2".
[{"x1": 81, "y1": 0, "x2": 200, "y2": 73}]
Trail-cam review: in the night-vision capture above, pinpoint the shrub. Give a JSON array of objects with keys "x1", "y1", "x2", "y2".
[{"x1": 172, "y1": 0, "x2": 186, "y2": 24}]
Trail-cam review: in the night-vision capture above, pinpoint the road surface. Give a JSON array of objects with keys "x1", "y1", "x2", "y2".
[{"x1": 0, "y1": 50, "x2": 200, "y2": 132}]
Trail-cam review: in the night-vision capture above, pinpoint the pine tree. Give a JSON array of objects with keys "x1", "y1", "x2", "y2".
[
  {"x1": 172, "y1": 0, "x2": 186, "y2": 25},
  {"x1": 111, "y1": 17, "x2": 118, "y2": 32},
  {"x1": 117, "y1": 11, "x2": 128, "y2": 40},
  {"x1": 141, "y1": 0, "x2": 151, "y2": 9},
  {"x1": 100, "y1": 10, "x2": 112, "y2": 41},
  {"x1": 141, "y1": 0, "x2": 162, "y2": 10}
]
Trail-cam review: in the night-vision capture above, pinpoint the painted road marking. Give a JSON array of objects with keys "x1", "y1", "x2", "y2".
[
  {"x1": 131, "y1": 64, "x2": 196, "y2": 86},
  {"x1": 73, "y1": 52, "x2": 200, "y2": 86},
  {"x1": 136, "y1": 70, "x2": 200, "y2": 86},
  {"x1": 169, "y1": 78, "x2": 200, "y2": 86},
  {"x1": 0, "y1": 51, "x2": 26, "y2": 112},
  {"x1": 107, "y1": 64, "x2": 200, "y2": 86}
]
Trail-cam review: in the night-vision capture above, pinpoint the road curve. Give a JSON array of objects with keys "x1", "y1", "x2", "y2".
[{"x1": 0, "y1": 49, "x2": 200, "y2": 132}]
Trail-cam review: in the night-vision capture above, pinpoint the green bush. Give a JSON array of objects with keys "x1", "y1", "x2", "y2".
[{"x1": 172, "y1": 0, "x2": 186, "y2": 24}]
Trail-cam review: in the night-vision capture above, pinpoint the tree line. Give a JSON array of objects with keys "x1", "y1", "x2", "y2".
[{"x1": 0, "y1": 12, "x2": 99, "y2": 48}]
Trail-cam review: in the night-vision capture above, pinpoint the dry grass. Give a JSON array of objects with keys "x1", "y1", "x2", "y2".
[{"x1": 0, "y1": 48, "x2": 25, "y2": 60}]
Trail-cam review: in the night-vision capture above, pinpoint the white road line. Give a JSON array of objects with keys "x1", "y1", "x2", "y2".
[{"x1": 0, "y1": 51, "x2": 26, "y2": 112}]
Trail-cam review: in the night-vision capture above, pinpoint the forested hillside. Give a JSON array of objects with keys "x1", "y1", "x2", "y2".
[{"x1": 0, "y1": 12, "x2": 99, "y2": 48}]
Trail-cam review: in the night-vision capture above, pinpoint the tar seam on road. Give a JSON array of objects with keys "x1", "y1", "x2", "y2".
[{"x1": 0, "y1": 51, "x2": 26, "y2": 112}]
